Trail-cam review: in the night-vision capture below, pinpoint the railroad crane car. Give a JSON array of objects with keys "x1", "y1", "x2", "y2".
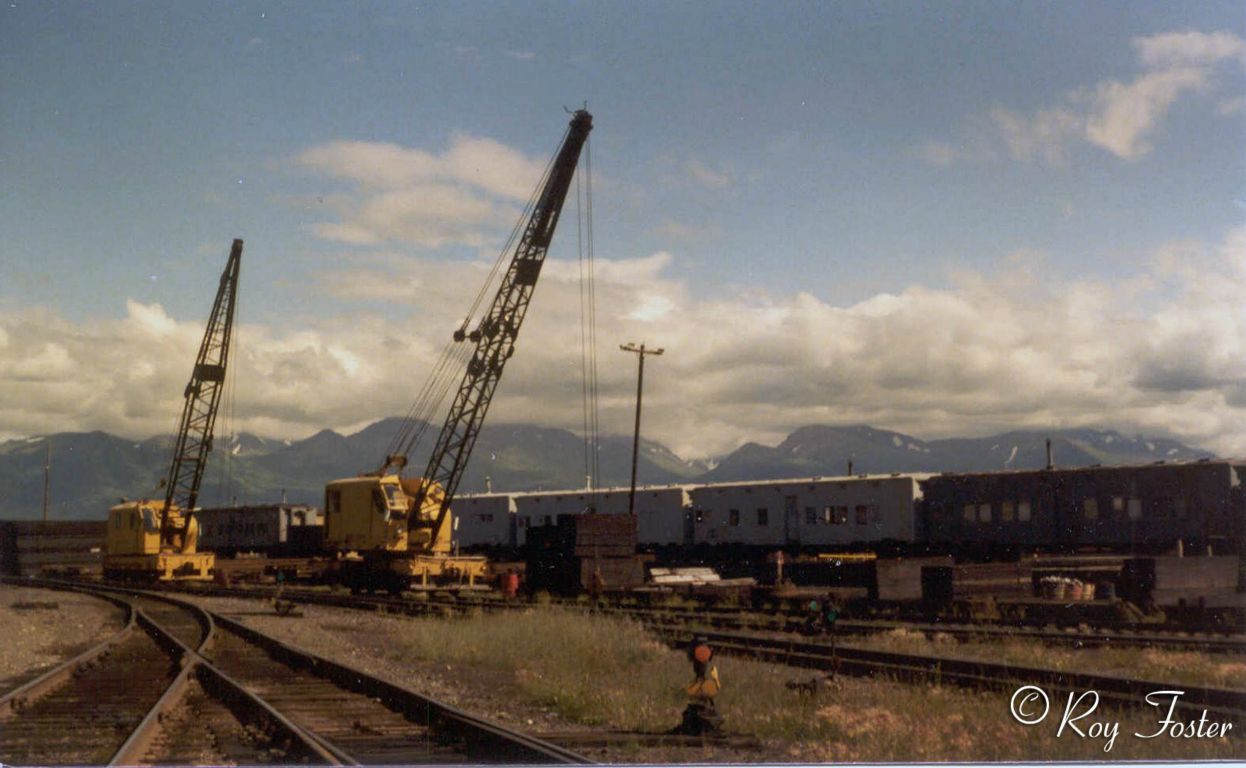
[
  {"x1": 324, "y1": 109, "x2": 593, "y2": 594},
  {"x1": 103, "y1": 239, "x2": 242, "y2": 581}
]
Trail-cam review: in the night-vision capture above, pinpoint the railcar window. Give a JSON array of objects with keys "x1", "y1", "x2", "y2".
[
  {"x1": 837, "y1": 506, "x2": 849, "y2": 524},
  {"x1": 480, "y1": 514, "x2": 494, "y2": 522},
  {"x1": 978, "y1": 504, "x2": 992, "y2": 523},
  {"x1": 855, "y1": 505, "x2": 868, "y2": 524},
  {"x1": 805, "y1": 506, "x2": 817, "y2": 525},
  {"x1": 823, "y1": 506, "x2": 833, "y2": 524},
  {"x1": 1175, "y1": 497, "x2": 1188, "y2": 518},
  {"x1": 1083, "y1": 498, "x2": 1099, "y2": 520},
  {"x1": 1128, "y1": 498, "x2": 1142, "y2": 520},
  {"x1": 1001, "y1": 500, "x2": 1015, "y2": 522},
  {"x1": 729, "y1": 509, "x2": 740, "y2": 526},
  {"x1": 962, "y1": 505, "x2": 975, "y2": 522},
  {"x1": 1112, "y1": 496, "x2": 1125, "y2": 513},
  {"x1": 756, "y1": 508, "x2": 769, "y2": 526},
  {"x1": 326, "y1": 491, "x2": 340, "y2": 516},
  {"x1": 1018, "y1": 501, "x2": 1032, "y2": 521}
]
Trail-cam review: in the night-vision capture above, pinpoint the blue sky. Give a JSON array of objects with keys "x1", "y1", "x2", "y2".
[{"x1": 2, "y1": 2, "x2": 1244, "y2": 458}]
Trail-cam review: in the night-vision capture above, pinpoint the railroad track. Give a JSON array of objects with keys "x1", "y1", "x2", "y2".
[
  {"x1": 101, "y1": 582, "x2": 1246, "y2": 722},
  {"x1": 0, "y1": 579, "x2": 593, "y2": 766},
  {"x1": 135, "y1": 581, "x2": 1246, "y2": 655},
  {"x1": 658, "y1": 626, "x2": 1246, "y2": 727},
  {"x1": 590, "y1": 603, "x2": 1246, "y2": 654}
]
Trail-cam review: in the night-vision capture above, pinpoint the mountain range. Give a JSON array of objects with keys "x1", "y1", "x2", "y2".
[{"x1": 0, "y1": 420, "x2": 1215, "y2": 520}]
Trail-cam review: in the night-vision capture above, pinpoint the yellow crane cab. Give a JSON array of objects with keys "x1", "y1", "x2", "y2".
[
  {"x1": 104, "y1": 500, "x2": 213, "y2": 581},
  {"x1": 325, "y1": 474, "x2": 487, "y2": 593}
]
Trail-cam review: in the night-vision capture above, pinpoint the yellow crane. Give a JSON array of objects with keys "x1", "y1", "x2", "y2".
[
  {"x1": 103, "y1": 239, "x2": 242, "y2": 581},
  {"x1": 325, "y1": 110, "x2": 593, "y2": 594}
]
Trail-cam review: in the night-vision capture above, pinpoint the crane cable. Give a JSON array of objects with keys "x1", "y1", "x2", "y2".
[
  {"x1": 578, "y1": 137, "x2": 601, "y2": 488},
  {"x1": 383, "y1": 124, "x2": 572, "y2": 468}
]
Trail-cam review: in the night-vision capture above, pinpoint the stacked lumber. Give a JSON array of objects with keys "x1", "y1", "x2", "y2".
[{"x1": 0, "y1": 520, "x2": 106, "y2": 576}]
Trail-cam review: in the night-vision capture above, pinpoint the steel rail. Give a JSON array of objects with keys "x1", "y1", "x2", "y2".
[
  {"x1": 109, "y1": 593, "x2": 342, "y2": 766},
  {"x1": 206, "y1": 610, "x2": 595, "y2": 764},
  {"x1": 3, "y1": 580, "x2": 346, "y2": 766},
  {"x1": 0, "y1": 589, "x2": 134, "y2": 716},
  {"x1": 658, "y1": 627, "x2": 1246, "y2": 725},
  {"x1": 0, "y1": 587, "x2": 186, "y2": 765},
  {"x1": 25, "y1": 579, "x2": 593, "y2": 764},
  {"x1": 142, "y1": 581, "x2": 1246, "y2": 655},
  {"x1": 130, "y1": 581, "x2": 1246, "y2": 727}
]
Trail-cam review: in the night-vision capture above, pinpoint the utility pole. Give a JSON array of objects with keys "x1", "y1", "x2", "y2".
[
  {"x1": 620, "y1": 342, "x2": 663, "y2": 517},
  {"x1": 42, "y1": 439, "x2": 51, "y2": 523}
]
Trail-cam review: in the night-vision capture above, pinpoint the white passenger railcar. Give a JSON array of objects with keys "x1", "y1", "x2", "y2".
[
  {"x1": 451, "y1": 493, "x2": 516, "y2": 548},
  {"x1": 688, "y1": 474, "x2": 930, "y2": 547},
  {"x1": 455, "y1": 484, "x2": 691, "y2": 548},
  {"x1": 512, "y1": 484, "x2": 691, "y2": 546}
]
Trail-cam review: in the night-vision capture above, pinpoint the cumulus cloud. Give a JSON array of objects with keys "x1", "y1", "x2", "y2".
[
  {"x1": 923, "y1": 29, "x2": 1245, "y2": 165},
  {"x1": 294, "y1": 133, "x2": 549, "y2": 247},
  {"x1": 2, "y1": 229, "x2": 1245, "y2": 460},
  {"x1": 1085, "y1": 65, "x2": 1211, "y2": 159}
]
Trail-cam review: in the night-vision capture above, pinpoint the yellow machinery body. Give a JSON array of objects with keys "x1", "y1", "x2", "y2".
[
  {"x1": 103, "y1": 500, "x2": 214, "y2": 581},
  {"x1": 324, "y1": 475, "x2": 488, "y2": 592}
]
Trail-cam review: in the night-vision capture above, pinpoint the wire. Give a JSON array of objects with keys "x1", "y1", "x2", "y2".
[
  {"x1": 382, "y1": 124, "x2": 574, "y2": 474},
  {"x1": 585, "y1": 137, "x2": 602, "y2": 486}
]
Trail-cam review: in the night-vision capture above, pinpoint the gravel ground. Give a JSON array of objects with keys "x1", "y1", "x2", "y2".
[{"x1": 0, "y1": 585, "x2": 123, "y2": 692}]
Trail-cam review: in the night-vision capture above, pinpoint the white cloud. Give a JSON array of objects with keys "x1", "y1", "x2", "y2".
[
  {"x1": 990, "y1": 106, "x2": 1082, "y2": 164},
  {"x1": 294, "y1": 133, "x2": 550, "y2": 248},
  {"x1": 926, "y1": 29, "x2": 1245, "y2": 164},
  {"x1": 3, "y1": 229, "x2": 1245, "y2": 460},
  {"x1": 1133, "y1": 30, "x2": 1246, "y2": 70},
  {"x1": 1085, "y1": 66, "x2": 1209, "y2": 159}
]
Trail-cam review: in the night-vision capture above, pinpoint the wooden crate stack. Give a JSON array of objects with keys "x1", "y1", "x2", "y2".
[{"x1": 525, "y1": 514, "x2": 643, "y2": 595}]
